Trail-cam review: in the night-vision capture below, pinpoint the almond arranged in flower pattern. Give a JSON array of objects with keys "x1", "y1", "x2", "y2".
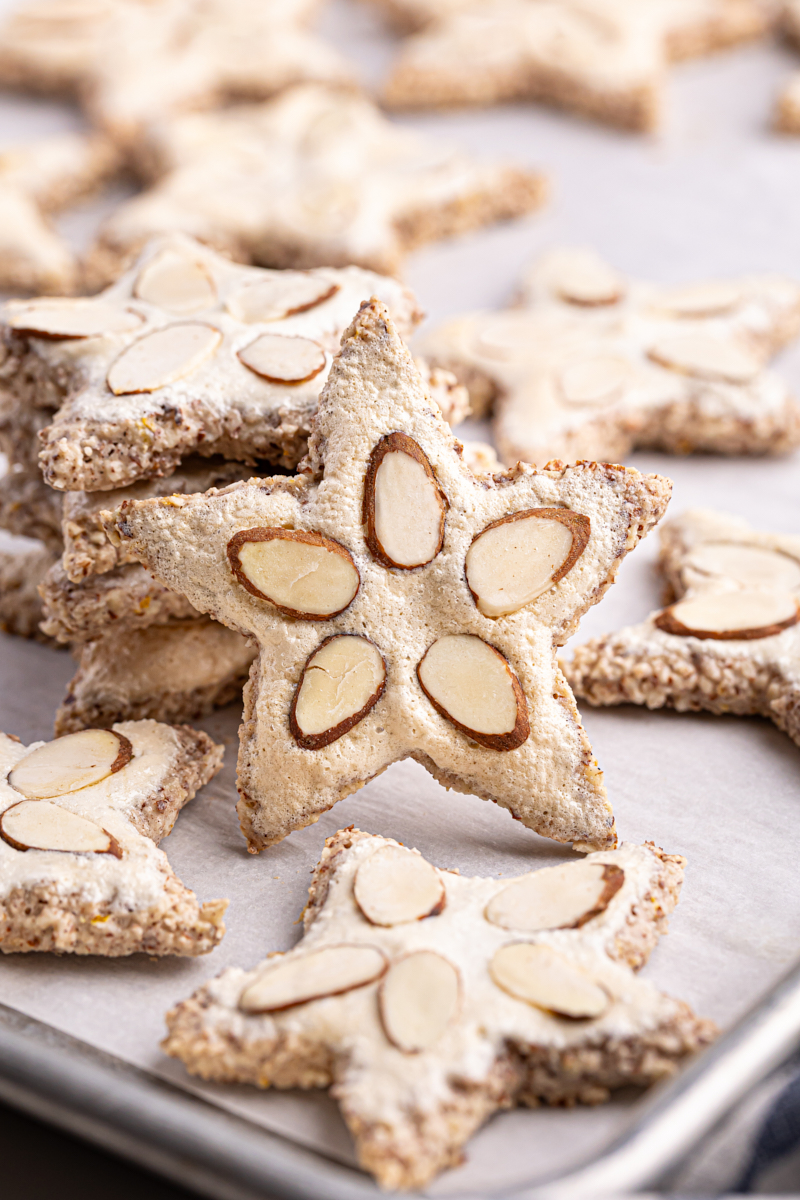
[
  {"x1": 8, "y1": 728, "x2": 132, "y2": 800},
  {"x1": 655, "y1": 590, "x2": 799, "y2": 640},
  {"x1": 363, "y1": 433, "x2": 447, "y2": 569},
  {"x1": 485, "y1": 861, "x2": 624, "y2": 932},
  {"x1": 226, "y1": 275, "x2": 339, "y2": 323},
  {"x1": 5, "y1": 299, "x2": 143, "y2": 338},
  {"x1": 354, "y1": 845, "x2": 445, "y2": 926},
  {"x1": 238, "y1": 944, "x2": 387, "y2": 1013},
  {"x1": 237, "y1": 333, "x2": 326, "y2": 384},
  {"x1": 648, "y1": 334, "x2": 759, "y2": 384},
  {"x1": 558, "y1": 356, "x2": 632, "y2": 407},
  {"x1": 417, "y1": 634, "x2": 529, "y2": 750},
  {"x1": 0, "y1": 800, "x2": 121, "y2": 857},
  {"x1": 490, "y1": 943, "x2": 609, "y2": 1018},
  {"x1": 549, "y1": 255, "x2": 625, "y2": 307},
  {"x1": 227, "y1": 528, "x2": 360, "y2": 620},
  {"x1": 379, "y1": 951, "x2": 460, "y2": 1052},
  {"x1": 465, "y1": 509, "x2": 590, "y2": 618},
  {"x1": 654, "y1": 280, "x2": 743, "y2": 318},
  {"x1": 290, "y1": 635, "x2": 385, "y2": 749},
  {"x1": 134, "y1": 248, "x2": 217, "y2": 313},
  {"x1": 686, "y1": 543, "x2": 800, "y2": 592},
  {"x1": 107, "y1": 323, "x2": 222, "y2": 394}
]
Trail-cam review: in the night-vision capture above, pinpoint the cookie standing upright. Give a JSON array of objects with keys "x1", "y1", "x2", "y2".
[
  {"x1": 380, "y1": 0, "x2": 773, "y2": 129},
  {"x1": 164, "y1": 828, "x2": 715, "y2": 1190},
  {"x1": 0, "y1": 721, "x2": 227, "y2": 955},
  {"x1": 423, "y1": 247, "x2": 800, "y2": 465},
  {"x1": 566, "y1": 508, "x2": 800, "y2": 752},
  {"x1": 107, "y1": 298, "x2": 671, "y2": 853}
]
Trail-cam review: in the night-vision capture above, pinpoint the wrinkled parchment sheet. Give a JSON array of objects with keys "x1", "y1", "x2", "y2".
[{"x1": 2, "y1": 3, "x2": 800, "y2": 1193}]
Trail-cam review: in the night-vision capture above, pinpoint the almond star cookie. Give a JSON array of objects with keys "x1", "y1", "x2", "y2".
[
  {"x1": 381, "y1": 0, "x2": 773, "y2": 130},
  {"x1": 566, "y1": 508, "x2": 800, "y2": 750},
  {"x1": 0, "y1": 720, "x2": 227, "y2": 954},
  {"x1": 107, "y1": 298, "x2": 671, "y2": 853},
  {"x1": 775, "y1": 0, "x2": 800, "y2": 131},
  {"x1": 86, "y1": 83, "x2": 546, "y2": 285},
  {"x1": 423, "y1": 247, "x2": 800, "y2": 465},
  {"x1": 163, "y1": 827, "x2": 715, "y2": 1190}
]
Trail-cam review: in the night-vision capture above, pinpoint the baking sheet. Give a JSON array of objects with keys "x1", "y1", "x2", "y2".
[{"x1": 2, "y1": 2, "x2": 800, "y2": 1193}]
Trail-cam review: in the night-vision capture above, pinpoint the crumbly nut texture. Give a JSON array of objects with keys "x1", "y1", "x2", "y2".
[
  {"x1": 382, "y1": 0, "x2": 773, "y2": 130},
  {"x1": 86, "y1": 85, "x2": 546, "y2": 285},
  {"x1": 0, "y1": 466, "x2": 63, "y2": 551},
  {"x1": 1, "y1": 233, "x2": 428, "y2": 493},
  {"x1": 0, "y1": 0, "x2": 350, "y2": 141},
  {"x1": 565, "y1": 507, "x2": 800, "y2": 750},
  {"x1": 38, "y1": 559, "x2": 199, "y2": 644},
  {"x1": 775, "y1": 0, "x2": 800, "y2": 131},
  {"x1": 0, "y1": 130, "x2": 120, "y2": 293},
  {"x1": 0, "y1": 540, "x2": 59, "y2": 641},
  {"x1": 0, "y1": 720, "x2": 227, "y2": 955},
  {"x1": 55, "y1": 618, "x2": 255, "y2": 735},
  {"x1": 163, "y1": 827, "x2": 715, "y2": 1191},
  {"x1": 108, "y1": 298, "x2": 671, "y2": 854},
  {"x1": 422, "y1": 246, "x2": 800, "y2": 465}
]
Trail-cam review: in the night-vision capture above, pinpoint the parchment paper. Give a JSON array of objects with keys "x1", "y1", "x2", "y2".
[{"x1": 2, "y1": 4, "x2": 800, "y2": 1193}]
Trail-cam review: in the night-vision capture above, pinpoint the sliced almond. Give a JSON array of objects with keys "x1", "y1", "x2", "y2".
[
  {"x1": 654, "y1": 280, "x2": 743, "y2": 318},
  {"x1": 486, "y1": 861, "x2": 624, "y2": 932},
  {"x1": 559, "y1": 356, "x2": 632, "y2": 407},
  {"x1": 290, "y1": 635, "x2": 385, "y2": 749},
  {"x1": 490, "y1": 943, "x2": 609, "y2": 1018},
  {"x1": 239, "y1": 944, "x2": 386, "y2": 1013},
  {"x1": 417, "y1": 634, "x2": 529, "y2": 751},
  {"x1": 474, "y1": 313, "x2": 539, "y2": 361},
  {"x1": 5, "y1": 299, "x2": 142, "y2": 339},
  {"x1": 363, "y1": 433, "x2": 447, "y2": 570},
  {"x1": 227, "y1": 528, "x2": 359, "y2": 620},
  {"x1": 686, "y1": 543, "x2": 800, "y2": 592},
  {"x1": 0, "y1": 800, "x2": 121, "y2": 858},
  {"x1": 107, "y1": 323, "x2": 222, "y2": 394},
  {"x1": 648, "y1": 334, "x2": 759, "y2": 384},
  {"x1": 134, "y1": 248, "x2": 217, "y2": 313},
  {"x1": 226, "y1": 275, "x2": 339, "y2": 323},
  {"x1": 549, "y1": 253, "x2": 625, "y2": 307},
  {"x1": 379, "y1": 951, "x2": 460, "y2": 1052},
  {"x1": 354, "y1": 845, "x2": 445, "y2": 926},
  {"x1": 655, "y1": 589, "x2": 799, "y2": 640},
  {"x1": 466, "y1": 508, "x2": 590, "y2": 618},
  {"x1": 8, "y1": 729, "x2": 132, "y2": 800},
  {"x1": 238, "y1": 333, "x2": 326, "y2": 385}
]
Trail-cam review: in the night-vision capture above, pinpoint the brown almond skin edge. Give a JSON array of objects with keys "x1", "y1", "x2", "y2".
[
  {"x1": 0, "y1": 803, "x2": 123, "y2": 859},
  {"x1": 654, "y1": 605, "x2": 800, "y2": 641},
  {"x1": 362, "y1": 431, "x2": 448, "y2": 570},
  {"x1": 239, "y1": 945, "x2": 388, "y2": 1014},
  {"x1": 416, "y1": 640, "x2": 530, "y2": 752},
  {"x1": 465, "y1": 508, "x2": 591, "y2": 613},
  {"x1": 227, "y1": 527, "x2": 360, "y2": 621},
  {"x1": 6, "y1": 730, "x2": 133, "y2": 794},
  {"x1": 289, "y1": 634, "x2": 387, "y2": 750},
  {"x1": 236, "y1": 335, "x2": 327, "y2": 385},
  {"x1": 569, "y1": 864, "x2": 625, "y2": 928}
]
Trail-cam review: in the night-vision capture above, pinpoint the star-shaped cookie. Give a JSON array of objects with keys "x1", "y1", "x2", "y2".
[
  {"x1": 107, "y1": 298, "x2": 671, "y2": 853},
  {"x1": 0, "y1": 719, "x2": 227, "y2": 955},
  {"x1": 164, "y1": 827, "x2": 715, "y2": 1190},
  {"x1": 566, "y1": 508, "x2": 800, "y2": 751},
  {"x1": 381, "y1": 0, "x2": 772, "y2": 129},
  {"x1": 0, "y1": 0, "x2": 350, "y2": 143},
  {"x1": 423, "y1": 247, "x2": 800, "y2": 466},
  {"x1": 0, "y1": 129, "x2": 119, "y2": 293},
  {"x1": 87, "y1": 84, "x2": 546, "y2": 286},
  {"x1": 776, "y1": 0, "x2": 800, "y2": 131},
  {"x1": 1, "y1": 233, "x2": 425, "y2": 492}
]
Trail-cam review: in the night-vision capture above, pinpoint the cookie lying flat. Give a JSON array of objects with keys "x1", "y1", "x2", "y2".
[
  {"x1": 1, "y1": 233, "x2": 442, "y2": 493},
  {"x1": 55, "y1": 619, "x2": 255, "y2": 735},
  {"x1": 164, "y1": 827, "x2": 715, "y2": 1190},
  {"x1": 0, "y1": 0, "x2": 350, "y2": 141},
  {"x1": 424, "y1": 247, "x2": 800, "y2": 465},
  {"x1": 0, "y1": 130, "x2": 119, "y2": 293},
  {"x1": 87, "y1": 84, "x2": 546, "y2": 285},
  {"x1": 109, "y1": 298, "x2": 671, "y2": 853},
  {"x1": 775, "y1": 0, "x2": 800, "y2": 131},
  {"x1": 566, "y1": 508, "x2": 800, "y2": 751},
  {"x1": 0, "y1": 720, "x2": 226, "y2": 954},
  {"x1": 382, "y1": 0, "x2": 772, "y2": 129}
]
